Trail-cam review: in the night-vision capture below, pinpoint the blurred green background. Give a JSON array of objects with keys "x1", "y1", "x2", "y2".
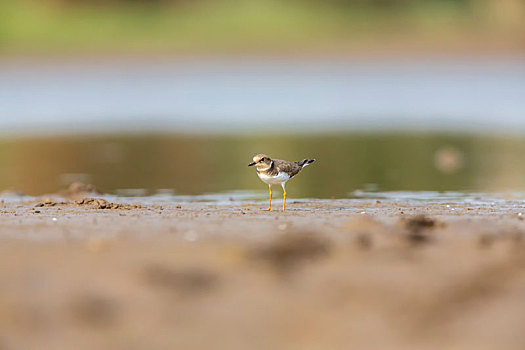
[
  {"x1": 2, "y1": 134, "x2": 525, "y2": 197},
  {"x1": 1, "y1": 0, "x2": 523, "y2": 55}
]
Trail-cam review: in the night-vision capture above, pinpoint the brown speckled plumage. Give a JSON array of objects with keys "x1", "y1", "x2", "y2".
[{"x1": 257, "y1": 158, "x2": 311, "y2": 178}]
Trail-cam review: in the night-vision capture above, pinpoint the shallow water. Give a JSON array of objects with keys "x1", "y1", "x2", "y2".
[
  {"x1": 2, "y1": 133, "x2": 525, "y2": 197},
  {"x1": 3, "y1": 189, "x2": 524, "y2": 208}
]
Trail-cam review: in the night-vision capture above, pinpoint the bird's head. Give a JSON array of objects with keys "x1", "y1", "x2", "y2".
[{"x1": 248, "y1": 154, "x2": 272, "y2": 170}]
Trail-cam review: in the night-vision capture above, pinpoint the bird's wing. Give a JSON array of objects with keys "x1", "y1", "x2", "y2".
[{"x1": 273, "y1": 159, "x2": 302, "y2": 178}]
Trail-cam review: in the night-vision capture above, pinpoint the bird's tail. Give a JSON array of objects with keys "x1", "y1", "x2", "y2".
[{"x1": 299, "y1": 159, "x2": 315, "y2": 167}]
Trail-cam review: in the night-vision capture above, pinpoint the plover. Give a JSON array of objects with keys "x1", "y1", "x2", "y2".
[{"x1": 248, "y1": 154, "x2": 315, "y2": 211}]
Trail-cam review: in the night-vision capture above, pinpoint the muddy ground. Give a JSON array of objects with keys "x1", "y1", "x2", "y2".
[{"x1": 1, "y1": 196, "x2": 525, "y2": 350}]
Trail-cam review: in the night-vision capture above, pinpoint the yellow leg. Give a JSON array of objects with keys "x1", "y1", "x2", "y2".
[
  {"x1": 268, "y1": 186, "x2": 272, "y2": 211},
  {"x1": 282, "y1": 189, "x2": 287, "y2": 212}
]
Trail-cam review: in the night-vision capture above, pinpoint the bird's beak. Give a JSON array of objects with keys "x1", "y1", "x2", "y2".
[{"x1": 248, "y1": 162, "x2": 256, "y2": 166}]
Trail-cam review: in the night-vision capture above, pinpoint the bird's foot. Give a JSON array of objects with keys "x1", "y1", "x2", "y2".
[{"x1": 267, "y1": 207, "x2": 272, "y2": 211}]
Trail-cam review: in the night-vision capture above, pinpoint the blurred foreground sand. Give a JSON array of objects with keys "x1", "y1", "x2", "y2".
[{"x1": 1, "y1": 198, "x2": 525, "y2": 349}]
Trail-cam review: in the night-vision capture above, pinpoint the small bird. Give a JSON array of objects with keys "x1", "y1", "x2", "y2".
[{"x1": 248, "y1": 154, "x2": 315, "y2": 211}]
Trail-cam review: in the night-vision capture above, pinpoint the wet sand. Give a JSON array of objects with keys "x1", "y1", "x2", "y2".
[{"x1": 1, "y1": 197, "x2": 525, "y2": 349}]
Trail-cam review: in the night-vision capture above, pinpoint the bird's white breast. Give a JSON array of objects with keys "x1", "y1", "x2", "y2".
[{"x1": 258, "y1": 171, "x2": 290, "y2": 185}]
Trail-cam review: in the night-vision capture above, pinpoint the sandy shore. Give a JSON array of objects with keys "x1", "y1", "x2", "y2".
[{"x1": 1, "y1": 196, "x2": 525, "y2": 349}]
